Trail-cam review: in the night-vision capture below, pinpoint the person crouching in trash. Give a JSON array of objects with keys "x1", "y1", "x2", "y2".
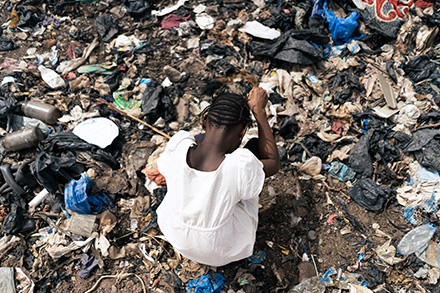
[{"x1": 156, "y1": 87, "x2": 280, "y2": 266}]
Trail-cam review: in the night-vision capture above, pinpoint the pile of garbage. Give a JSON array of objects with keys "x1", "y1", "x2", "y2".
[{"x1": 2, "y1": 0, "x2": 440, "y2": 291}]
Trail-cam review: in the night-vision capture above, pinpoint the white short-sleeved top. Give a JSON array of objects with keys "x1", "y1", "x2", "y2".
[{"x1": 157, "y1": 130, "x2": 265, "y2": 266}]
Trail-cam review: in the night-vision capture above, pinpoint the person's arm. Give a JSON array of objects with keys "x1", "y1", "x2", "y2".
[{"x1": 248, "y1": 87, "x2": 280, "y2": 177}]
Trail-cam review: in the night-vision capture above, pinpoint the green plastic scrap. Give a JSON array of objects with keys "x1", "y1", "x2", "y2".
[{"x1": 112, "y1": 95, "x2": 142, "y2": 110}]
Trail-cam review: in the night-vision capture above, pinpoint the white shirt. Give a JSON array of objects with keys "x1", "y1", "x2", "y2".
[{"x1": 157, "y1": 131, "x2": 265, "y2": 266}]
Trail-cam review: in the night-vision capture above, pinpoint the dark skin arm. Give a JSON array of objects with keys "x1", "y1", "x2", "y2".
[{"x1": 248, "y1": 87, "x2": 280, "y2": 177}]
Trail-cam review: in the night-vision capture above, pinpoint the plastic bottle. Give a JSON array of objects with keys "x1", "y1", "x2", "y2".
[
  {"x1": 38, "y1": 65, "x2": 65, "y2": 89},
  {"x1": 397, "y1": 224, "x2": 436, "y2": 255},
  {"x1": 21, "y1": 100, "x2": 61, "y2": 124},
  {"x1": 3, "y1": 127, "x2": 45, "y2": 151}
]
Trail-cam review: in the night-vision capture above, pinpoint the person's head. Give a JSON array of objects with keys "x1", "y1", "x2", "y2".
[
  {"x1": 202, "y1": 92, "x2": 252, "y2": 131},
  {"x1": 201, "y1": 92, "x2": 252, "y2": 151}
]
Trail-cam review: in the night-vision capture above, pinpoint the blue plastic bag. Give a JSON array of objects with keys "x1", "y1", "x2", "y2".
[
  {"x1": 186, "y1": 272, "x2": 226, "y2": 293},
  {"x1": 312, "y1": 0, "x2": 359, "y2": 45},
  {"x1": 64, "y1": 173, "x2": 113, "y2": 214},
  {"x1": 328, "y1": 161, "x2": 356, "y2": 181}
]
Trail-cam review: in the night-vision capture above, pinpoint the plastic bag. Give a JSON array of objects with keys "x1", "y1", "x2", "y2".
[
  {"x1": 299, "y1": 156, "x2": 322, "y2": 176},
  {"x1": 402, "y1": 55, "x2": 437, "y2": 82},
  {"x1": 141, "y1": 82, "x2": 176, "y2": 123},
  {"x1": 95, "y1": 15, "x2": 118, "y2": 42},
  {"x1": 391, "y1": 129, "x2": 440, "y2": 171},
  {"x1": 349, "y1": 131, "x2": 373, "y2": 178},
  {"x1": 78, "y1": 254, "x2": 99, "y2": 278},
  {"x1": 142, "y1": 158, "x2": 166, "y2": 185},
  {"x1": 72, "y1": 118, "x2": 119, "y2": 149},
  {"x1": 415, "y1": 240, "x2": 440, "y2": 268},
  {"x1": 1, "y1": 205, "x2": 24, "y2": 235},
  {"x1": 278, "y1": 115, "x2": 299, "y2": 139},
  {"x1": 348, "y1": 178, "x2": 391, "y2": 211},
  {"x1": 312, "y1": 0, "x2": 359, "y2": 45},
  {"x1": 397, "y1": 224, "x2": 435, "y2": 255},
  {"x1": 288, "y1": 276, "x2": 325, "y2": 293},
  {"x1": 0, "y1": 267, "x2": 15, "y2": 293},
  {"x1": 239, "y1": 21, "x2": 281, "y2": 40},
  {"x1": 185, "y1": 272, "x2": 226, "y2": 293},
  {"x1": 31, "y1": 152, "x2": 83, "y2": 194},
  {"x1": 64, "y1": 173, "x2": 113, "y2": 214},
  {"x1": 124, "y1": 0, "x2": 152, "y2": 19},
  {"x1": 250, "y1": 29, "x2": 329, "y2": 65},
  {"x1": 42, "y1": 131, "x2": 119, "y2": 169},
  {"x1": 161, "y1": 14, "x2": 190, "y2": 29},
  {"x1": 0, "y1": 96, "x2": 16, "y2": 119},
  {"x1": 328, "y1": 161, "x2": 356, "y2": 181},
  {"x1": 0, "y1": 38, "x2": 18, "y2": 51}
]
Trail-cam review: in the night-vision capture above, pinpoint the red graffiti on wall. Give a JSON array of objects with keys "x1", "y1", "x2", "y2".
[{"x1": 363, "y1": 0, "x2": 431, "y2": 22}]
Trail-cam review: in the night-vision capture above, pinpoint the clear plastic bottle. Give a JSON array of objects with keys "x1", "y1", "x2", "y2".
[
  {"x1": 3, "y1": 127, "x2": 45, "y2": 151},
  {"x1": 21, "y1": 100, "x2": 60, "y2": 124},
  {"x1": 38, "y1": 65, "x2": 65, "y2": 89},
  {"x1": 397, "y1": 224, "x2": 436, "y2": 255}
]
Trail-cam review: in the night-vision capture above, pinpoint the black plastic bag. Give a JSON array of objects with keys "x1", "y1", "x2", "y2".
[
  {"x1": 105, "y1": 68, "x2": 125, "y2": 93},
  {"x1": 95, "y1": 15, "x2": 118, "y2": 42},
  {"x1": 278, "y1": 115, "x2": 299, "y2": 139},
  {"x1": 0, "y1": 37, "x2": 18, "y2": 51},
  {"x1": 0, "y1": 96, "x2": 16, "y2": 118},
  {"x1": 386, "y1": 60, "x2": 397, "y2": 84},
  {"x1": 41, "y1": 131, "x2": 119, "y2": 169},
  {"x1": 390, "y1": 129, "x2": 440, "y2": 170},
  {"x1": 250, "y1": 29, "x2": 329, "y2": 65},
  {"x1": 348, "y1": 178, "x2": 391, "y2": 210},
  {"x1": 1, "y1": 205, "x2": 24, "y2": 235},
  {"x1": 16, "y1": 5, "x2": 40, "y2": 28},
  {"x1": 141, "y1": 83, "x2": 176, "y2": 124},
  {"x1": 31, "y1": 152, "x2": 83, "y2": 194},
  {"x1": 333, "y1": 88, "x2": 352, "y2": 104},
  {"x1": 375, "y1": 141, "x2": 400, "y2": 162},
  {"x1": 418, "y1": 111, "x2": 440, "y2": 124},
  {"x1": 124, "y1": 0, "x2": 152, "y2": 19},
  {"x1": 349, "y1": 130, "x2": 373, "y2": 178},
  {"x1": 140, "y1": 187, "x2": 166, "y2": 233},
  {"x1": 402, "y1": 55, "x2": 437, "y2": 82},
  {"x1": 263, "y1": 2, "x2": 296, "y2": 31},
  {"x1": 268, "y1": 92, "x2": 286, "y2": 105},
  {"x1": 360, "y1": 264, "x2": 386, "y2": 288},
  {"x1": 289, "y1": 137, "x2": 333, "y2": 161}
]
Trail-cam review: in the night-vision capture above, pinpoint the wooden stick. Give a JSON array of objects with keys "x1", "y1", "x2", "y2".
[{"x1": 100, "y1": 98, "x2": 171, "y2": 139}]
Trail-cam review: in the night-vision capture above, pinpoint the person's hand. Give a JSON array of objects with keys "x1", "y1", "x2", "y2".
[{"x1": 247, "y1": 87, "x2": 268, "y2": 114}]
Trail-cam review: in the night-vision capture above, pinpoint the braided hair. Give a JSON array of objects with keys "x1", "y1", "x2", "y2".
[{"x1": 201, "y1": 93, "x2": 252, "y2": 131}]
